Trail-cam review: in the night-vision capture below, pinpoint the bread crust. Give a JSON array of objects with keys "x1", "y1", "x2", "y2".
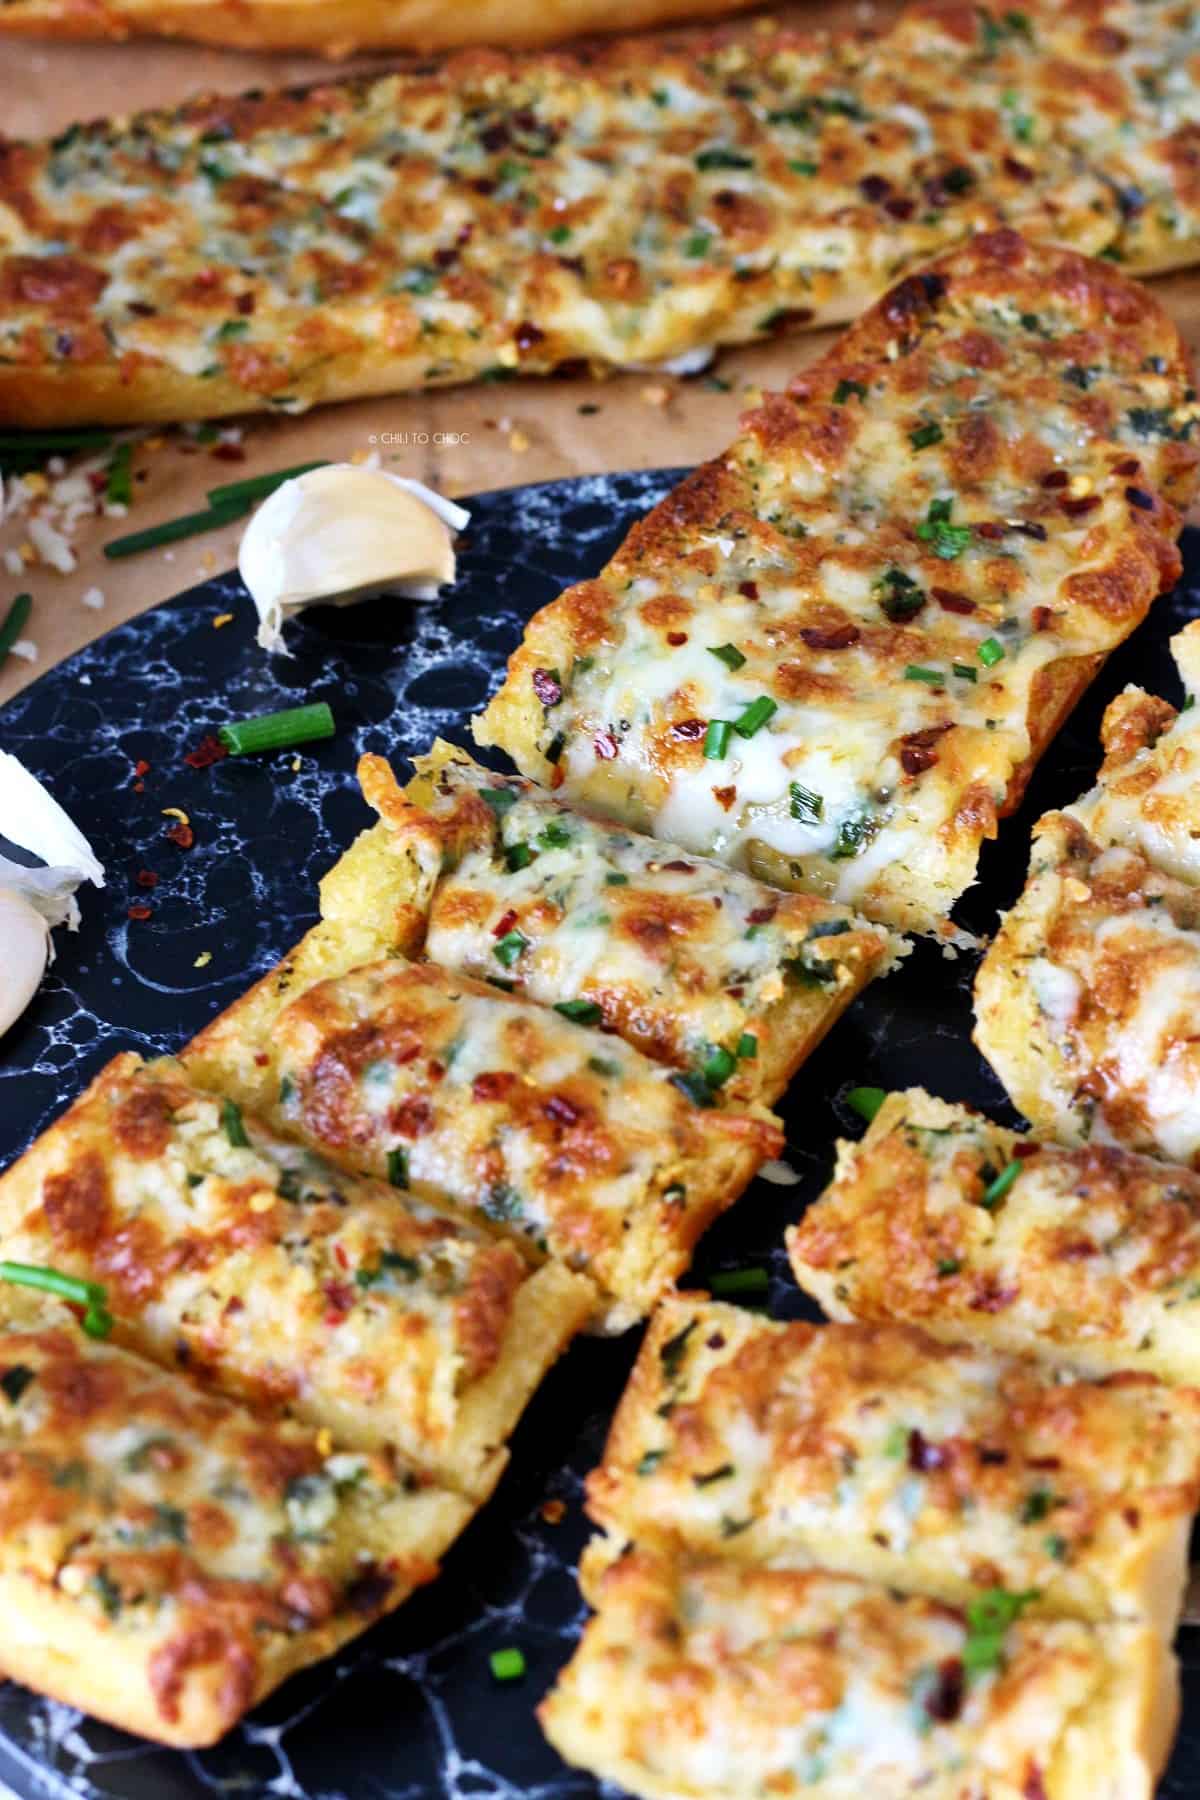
[{"x1": 0, "y1": 0, "x2": 755, "y2": 54}]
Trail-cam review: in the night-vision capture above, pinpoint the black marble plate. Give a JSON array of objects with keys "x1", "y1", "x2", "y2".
[{"x1": 0, "y1": 468, "x2": 1198, "y2": 1800}]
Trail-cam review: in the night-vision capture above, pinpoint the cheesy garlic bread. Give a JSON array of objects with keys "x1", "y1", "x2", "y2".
[
  {"x1": 582, "y1": 1296, "x2": 1200, "y2": 1636},
  {"x1": 184, "y1": 939, "x2": 783, "y2": 1330},
  {"x1": 0, "y1": 1288, "x2": 472, "y2": 1748},
  {"x1": 0, "y1": 1053, "x2": 593, "y2": 1498},
  {"x1": 325, "y1": 744, "x2": 896, "y2": 1108},
  {"x1": 976, "y1": 622, "x2": 1200, "y2": 1162},
  {"x1": 0, "y1": 19, "x2": 1121, "y2": 428},
  {"x1": 788, "y1": 1087, "x2": 1200, "y2": 1385},
  {"x1": 540, "y1": 1548, "x2": 1177, "y2": 1800},
  {"x1": 477, "y1": 231, "x2": 1198, "y2": 935}
]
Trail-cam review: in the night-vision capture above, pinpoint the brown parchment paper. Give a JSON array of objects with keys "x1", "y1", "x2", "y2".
[{"x1": 2, "y1": 10, "x2": 1200, "y2": 708}]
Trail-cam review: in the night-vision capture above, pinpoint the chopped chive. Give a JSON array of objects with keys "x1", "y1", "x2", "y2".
[
  {"x1": 937, "y1": 1257, "x2": 961, "y2": 1277},
  {"x1": 916, "y1": 496, "x2": 972, "y2": 560},
  {"x1": 684, "y1": 232, "x2": 712, "y2": 257},
  {"x1": 221, "y1": 1098, "x2": 250, "y2": 1148},
  {"x1": 671, "y1": 1070, "x2": 717, "y2": 1108},
  {"x1": 493, "y1": 930, "x2": 528, "y2": 969},
  {"x1": 709, "y1": 1266, "x2": 769, "y2": 1296},
  {"x1": 704, "y1": 720, "x2": 732, "y2": 760},
  {"x1": 737, "y1": 1032, "x2": 758, "y2": 1060},
  {"x1": 978, "y1": 637, "x2": 1006, "y2": 667},
  {"x1": 980, "y1": 1159, "x2": 1021, "y2": 1208},
  {"x1": 0, "y1": 427, "x2": 114, "y2": 454},
  {"x1": 537, "y1": 820, "x2": 571, "y2": 848},
  {"x1": 0, "y1": 592, "x2": 32, "y2": 662},
  {"x1": 701, "y1": 1045, "x2": 737, "y2": 1088},
  {"x1": 387, "y1": 1148, "x2": 409, "y2": 1189},
  {"x1": 708, "y1": 642, "x2": 747, "y2": 671},
  {"x1": 545, "y1": 731, "x2": 566, "y2": 765},
  {"x1": 555, "y1": 999, "x2": 603, "y2": 1025},
  {"x1": 505, "y1": 842, "x2": 534, "y2": 871},
  {"x1": 218, "y1": 703, "x2": 335, "y2": 757},
  {"x1": 833, "y1": 379, "x2": 868, "y2": 404},
  {"x1": 789, "y1": 781, "x2": 823, "y2": 824},
  {"x1": 481, "y1": 787, "x2": 518, "y2": 818},
  {"x1": 605, "y1": 871, "x2": 629, "y2": 886},
  {"x1": 0, "y1": 1261, "x2": 112, "y2": 1338},
  {"x1": 905, "y1": 665, "x2": 944, "y2": 685},
  {"x1": 103, "y1": 497, "x2": 249, "y2": 559},
  {"x1": 909, "y1": 421, "x2": 944, "y2": 450},
  {"x1": 847, "y1": 1085, "x2": 886, "y2": 1123},
  {"x1": 732, "y1": 695, "x2": 777, "y2": 738},
  {"x1": 206, "y1": 460, "x2": 328, "y2": 510},
  {"x1": 489, "y1": 1647, "x2": 526, "y2": 1682},
  {"x1": 962, "y1": 1589, "x2": 1039, "y2": 1679},
  {"x1": 105, "y1": 442, "x2": 133, "y2": 507},
  {"x1": 953, "y1": 662, "x2": 978, "y2": 682}
]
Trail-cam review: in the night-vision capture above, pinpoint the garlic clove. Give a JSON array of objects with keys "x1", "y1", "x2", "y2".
[
  {"x1": 238, "y1": 465, "x2": 471, "y2": 653},
  {"x1": 0, "y1": 885, "x2": 52, "y2": 1038},
  {"x1": 0, "y1": 750, "x2": 104, "y2": 891}
]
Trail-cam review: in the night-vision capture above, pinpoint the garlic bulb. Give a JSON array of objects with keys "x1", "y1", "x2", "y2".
[
  {"x1": 0, "y1": 750, "x2": 105, "y2": 1038},
  {"x1": 238, "y1": 466, "x2": 471, "y2": 653}
]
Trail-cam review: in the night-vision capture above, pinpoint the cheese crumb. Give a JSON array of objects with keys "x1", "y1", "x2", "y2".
[
  {"x1": 248, "y1": 1189, "x2": 276, "y2": 1214},
  {"x1": 212, "y1": 612, "x2": 234, "y2": 629},
  {"x1": 194, "y1": 950, "x2": 212, "y2": 968},
  {"x1": 316, "y1": 1428, "x2": 334, "y2": 1457},
  {"x1": 80, "y1": 586, "x2": 105, "y2": 610},
  {"x1": 508, "y1": 428, "x2": 531, "y2": 454}
]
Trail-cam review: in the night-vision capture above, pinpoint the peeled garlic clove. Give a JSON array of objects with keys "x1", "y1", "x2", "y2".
[
  {"x1": 0, "y1": 751, "x2": 104, "y2": 1035},
  {"x1": 239, "y1": 465, "x2": 471, "y2": 653},
  {"x1": 0, "y1": 886, "x2": 52, "y2": 1038}
]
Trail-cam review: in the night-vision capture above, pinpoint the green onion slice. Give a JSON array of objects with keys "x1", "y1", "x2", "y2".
[
  {"x1": 218, "y1": 703, "x2": 335, "y2": 757},
  {"x1": 555, "y1": 999, "x2": 603, "y2": 1025},
  {"x1": 490, "y1": 1647, "x2": 526, "y2": 1681},
  {"x1": 846, "y1": 1085, "x2": 886, "y2": 1123},
  {"x1": 709, "y1": 1266, "x2": 770, "y2": 1296},
  {"x1": 733, "y1": 695, "x2": 778, "y2": 738},
  {"x1": 0, "y1": 1261, "x2": 112, "y2": 1338},
  {"x1": 704, "y1": 720, "x2": 732, "y2": 760},
  {"x1": 978, "y1": 637, "x2": 1006, "y2": 667},
  {"x1": 207, "y1": 460, "x2": 328, "y2": 510},
  {"x1": 980, "y1": 1159, "x2": 1021, "y2": 1208},
  {"x1": 708, "y1": 643, "x2": 747, "y2": 671},
  {"x1": 103, "y1": 497, "x2": 249, "y2": 560}
]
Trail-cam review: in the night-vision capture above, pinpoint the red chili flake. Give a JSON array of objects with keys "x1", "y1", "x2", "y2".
[
  {"x1": 235, "y1": 291, "x2": 256, "y2": 316},
  {"x1": 333, "y1": 1243, "x2": 350, "y2": 1270},
  {"x1": 473, "y1": 1071, "x2": 517, "y2": 1103},
  {"x1": 661, "y1": 859, "x2": 694, "y2": 872},
  {"x1": 390, "y1": 1097, "x2": 434, "y2": 1139},
  {"x1": 746, "y1": 905, "x2": 777, "y2": 926},
  {"x1": 671, "y1": 718, "x2": 707, "y2": 740},
  {"x1": 738, "y1": 579, "x2": 759, "y2": 599},
  {"x1": 550, "y1": 764, "x2": 565, "y2": 789},
  {"x1": 922, "y1": 1659, "x2": 965, "y2": 1725},
  {"x1": 540, "y1": 1499, "x2": 567, "y2": 1525},
  {"x1": 1113, "y1": 457, "x2": 1140, "y2": 476},
  {"x1": 1125, "y1": 486, "x2": 1155, "y2": 510},
  {"x1": 212, "y1": 444, "x2": 246, "y2": 464},
  {"x1": 1023, "y1": 1765, "x2": 1049, "y2": 1800},
  {"x1": 1013, "y1": 1140, "x2": 1039, "y2": 1158},
  {"x1": 394, "y1": 1043, "x2": 421, "y2": 1066},
  {"x1": 1060, "y1": 493, "x2": 1101, "y2": 517},
  {"x1": 931, "y1": 588, "x2": 975, "y2": 614},
  {"x1": 1123, "y1": 1506, "x2": 1141, "y2": 1530},
  {"x1": 971, "y1": 1279, "x2": 1019, "y2": 1313},
  {"x1": 712, "y1": 785, "x2": 737, "y2": 810},
  {"x1": 594, "y1": 730, "x2": 619, "y2": 760},
  {"x1": 1003, "y1": 156, "x2": 1035, "y2": 183},
  {"x1": 135, "y1": 869, "x2": 159, "y2": 889},
  {"x1": 544, "y1": 1093, "x2": 582, "y2": 1126},
  {"x1": 515, "y1": 321, "x2": 546, "y2": 352},
  {"x1": 975, "y1": 521, "x2": 1007, "y2": 541},
  {"x1": 907, "y1": 1429, "x2": 947, "y2": 1473},
  {"x1": 858, "y1": 174, "x2": 892, "y2": 204},
  {"x1": 666, "y1": 630, "x2": 688, "y2": 646},
  {"x1": 1040, "y1": 469, "x2": 1070, "y2": 489},
  {"x1": 1031, "y1": 606, "x2": 1054, "y2": 631},
  {"x1": 127, "y1": 904, "x2": 153, "y2": 921},
  {"x1": 133, "y1": 759, "x2": 151, "y2": 779},
  {"x1": 1027, "y1": 1454, "x2": 1061, "y2": 1471},
  {"x1": 323, "y1": 1280, "x2": 354, "y2": 1324},
  {"x1": 184, "y1": 735, "x2": 228, "y2": 770},
  {"x1": 760, "y1": 306, "x2": 814, "y2": 332},
  {"x1": 978, "y1": 1446, "x2": 1009, "y2": 1466},
  {"x1": 165, "y1": 821, "x2": 195, "y2": 849},
  {"x1": 799, "y1": 623, "x2": 860, "y2": 650},
  {"x1": 899, "y1": 724, "x2": 951, "y2": 776},
  {"x1": 492, "y1": 908, "x2": 519, "y2": 939},
  {"x1": 254, "y1": 1053, "x2": 270, "y2": 1067},
  {"x1": 532, "y1": 667, "x2": 562, "y2": 706}
]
